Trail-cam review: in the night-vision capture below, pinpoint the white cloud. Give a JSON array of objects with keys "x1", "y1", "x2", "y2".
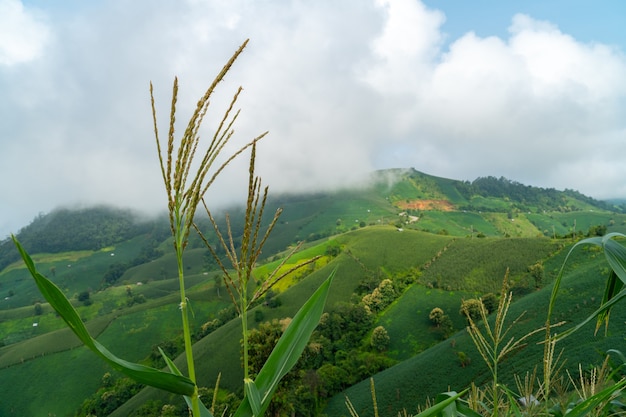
[
  {"x1": 362, "y1": 10, "x2": 626, "y2": 196},
  {"x1": 1, "y1": 0, "x2": 626, "y2": 238},
  {"x1": 0, "y1": 0, "x2": 50, "y2": 65}
]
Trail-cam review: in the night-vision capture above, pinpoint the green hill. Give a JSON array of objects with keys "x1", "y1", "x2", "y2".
[
  {"x1": 1, "y1": 168, "x2": 626, "y2": 416},
  {"x1": 324, "y1": 246, "x2": 616, "y2": 416}
]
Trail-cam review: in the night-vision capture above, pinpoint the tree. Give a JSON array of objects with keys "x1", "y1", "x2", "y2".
[
  {"x1": 429, "y1": 307, "x2": 445, "y2": 326},
  {"x1": 362, "y1": 279, "x2": 396, "y2": 313},
  {"x1": 587, "y1": 224, "x2": 607, "y2": 237},
  {"x1": 482, "y1": 293, "x2": 498, "y2": 314},
  {"x1": 460, "y1": 299, "x2": 484, "y2": 321},
  {"x1": 34, "y1": 302, "x2": 43, "y2": 316},
  {"x1": 439, "y1": 315, "x2": 455, "y2": 339},
  {"x1": 528, "y1": 262, "x2": 544, "y2": 289},
  {"x1": 103, "y1": 263, "x2": 127, "y2": 286},
  {"x1": 77, "y1": 290, "x2": 91, "y2": 306},
  {"x1": 316, "y1": 364, "x2": 349, "y2": 397},
  {"x1": 370, "y1": 326, "x2": 390, "y2": 352}
]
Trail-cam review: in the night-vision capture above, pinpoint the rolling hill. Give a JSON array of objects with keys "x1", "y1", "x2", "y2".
[{"x1": 1, "y1": 168, "x2": 625, "y2": 416}]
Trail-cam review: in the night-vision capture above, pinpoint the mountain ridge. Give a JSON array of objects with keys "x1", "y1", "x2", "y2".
[{"x1": 1, "y1": 168, "x2": 621, "y2": 273}]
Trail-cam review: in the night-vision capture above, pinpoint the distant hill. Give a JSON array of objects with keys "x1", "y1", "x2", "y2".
[
  {"x1": 0, "y1": 206, "x2": 167, "y2": 272},
  {"x1": 2, "y1": 168, "x2": 623, "y2": 278}
]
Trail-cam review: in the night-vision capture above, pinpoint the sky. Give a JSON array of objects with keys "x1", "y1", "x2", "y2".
[{"x1": 2, "y1": 0, "x2": 626, "y2": 238}]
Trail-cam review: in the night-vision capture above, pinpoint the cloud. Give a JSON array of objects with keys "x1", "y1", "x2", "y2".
[
  {"x1": 0, "y1": 0, "x2": 50, "y2": 65},
  {"x1": 1, "y1": 0, "x2": 626, "y2": 238},
  {"x1": 362, "y1": 9, "x2": 626, "y2": 194}
]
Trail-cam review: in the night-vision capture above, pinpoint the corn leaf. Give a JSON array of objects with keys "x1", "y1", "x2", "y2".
[
  {"x1": 234, "y1": 268, "x2": 336, "y2": 417},
  {"x1": 413, "y1": 390, "x2": 470, "y2": 417},
  {"x1": 160, "y1": 347, "x2": 213, "y2": 417},
  {"x1": 244, "y1": 379, "x2": 262, "y2": 417},
  {"x1": 548, "y1": 233, "x2": 626, "y2": 339},
  {"x1": 12, "y1": 236, "x2": 196, "y2": 396}
]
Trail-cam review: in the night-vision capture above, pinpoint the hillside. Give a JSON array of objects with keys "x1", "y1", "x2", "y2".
[{"x1": 1, "y1": 168, "x2": 626, "y2": 416}]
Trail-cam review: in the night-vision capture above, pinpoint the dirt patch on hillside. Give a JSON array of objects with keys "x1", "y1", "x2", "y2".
[{"x1": 396, "y1": 199, "x2": 455, "y2": 211}]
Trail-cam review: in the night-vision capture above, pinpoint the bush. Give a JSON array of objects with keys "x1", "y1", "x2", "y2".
[
  {"x1": 459, "y1": 299, "x2": 484, "y2": 321},
  {"x1": 370, "y1": 326, "x2": 390, "y2": 352},
  {"x1": 481, "y1": 293, "x2": 498, "y2": 314},
  {"x1": 429, "y1": 307, "x2": 445, "y2": 326}
]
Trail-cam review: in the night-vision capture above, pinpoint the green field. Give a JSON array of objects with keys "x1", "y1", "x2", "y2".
[{"x1": 324, "y1": 250, "x2": 618, "y2": 416}]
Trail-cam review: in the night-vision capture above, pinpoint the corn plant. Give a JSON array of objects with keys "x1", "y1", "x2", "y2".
[
  {"x1": 464, "y1": 269, "x2": 545, "y2": 416},
  {"x1": 547, "y1": 233, "x2": 626, "y2": 341},
  {"x1": 12, "y1": 39, "x2": 334, "y2": 417},
  {"x1": 543, "y1": 232, "x2": 626, "y2": 415}
]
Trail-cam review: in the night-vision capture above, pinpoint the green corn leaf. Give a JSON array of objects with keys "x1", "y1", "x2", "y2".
[
  {"x1": 234, "y1": 268, "x2": 336, "y2": 417},
  {"x1": 435, "y1": 390, "x2": 481, "y2": 417},
  {"x1": 548, "y1": 233, "x2": 626, "y2": 340},
  {"x1": 12, "y1": 236, "x2": 196, "y2": 396},
  {"x1": 244, "y1": 378, "x2": 262, "y2": 417},
  {"x1": 596, "y1": 270, "x2": 622, "y2": 333},
  {"x1": 159, "y1": 347, "x2": 213, "y2": 417},
  {"x1": 554, "y1": 287, "x2": 626, "y2": 341},
  {"x1": 413, "y1": 390, "x2": 469, "y2": 417},
  {"x1": 500, "y1": 385, "x2": 525, "y2": 417},
  {"x1": 602, "y1": 233, "x2": 626, "y2": 283}
]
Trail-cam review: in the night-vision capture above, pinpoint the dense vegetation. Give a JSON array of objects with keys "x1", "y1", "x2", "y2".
[
  {"x1": 0, "y1": 206, "x2": 166, "y2": 272},
  {"x1": 2, "y1": 169, "x2": 626, "y2": 416}
]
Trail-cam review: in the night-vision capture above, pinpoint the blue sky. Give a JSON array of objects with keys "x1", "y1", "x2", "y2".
[
  {"x1": 1, "y1": 0, "x2": 626, "y2": 238},
  {"x1": 428, "y1": 1, "x2": 626, "y2": 48}
]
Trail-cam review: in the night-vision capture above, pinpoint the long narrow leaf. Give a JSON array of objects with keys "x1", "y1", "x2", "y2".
[
  {"x1": 596, "y1": 270, "x2": 622, "y2": 333},
  {"x1": 602, "y1": 233, "x2": 626, "y2": 283},
  {"x1": 413, "y1": 390, "x2": 470, "y2": 417},
  {"x1": 234, "y1": 268, "x2": 336, "y2": 417},
  {"x1": 12, "y1": 236, "x2": 195, "y2": 396},
  {"x1": 244, "y1": 379, "x2": 262, "y2": 417},
  {"x1": 554, "y1": 287, "x2": 626, "y2": 341},
  {"x1": 160, "y1": 348, "x2": 214, "y2": 417},
  {"x1": 548, "y1": 233, "x2": 626, "y2": 339}
]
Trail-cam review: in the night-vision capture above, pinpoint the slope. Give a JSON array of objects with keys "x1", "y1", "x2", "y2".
[{"x1": 323, "y1": 241, "x2": 618, "y2": 416}]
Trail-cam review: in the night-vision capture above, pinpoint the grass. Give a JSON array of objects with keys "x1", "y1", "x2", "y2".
[
  {"x1": 419, "y1": 237, "x2": 560, "y2": 293},
  {"x1": 0, "y1": 343, "x2": 112, "y2": 417},
  {"x1": 0, "y1": 235, "x2": 148, "y2": 311},
  {"x1": 0, "y1": 257, "x2": 232, "y2": 416},
  {"x1": 377, "y1": 286, "x2": 473, "y2": 360},
  {"x1": 336, "y1": 227, "x2": 453, "y2": 274},
  {"x1": 0, "y1": 290, "x2": 227, "y2": 416}
]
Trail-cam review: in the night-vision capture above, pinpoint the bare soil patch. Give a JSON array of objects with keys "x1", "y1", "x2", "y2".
[{"x1": 396, "y1": 199, "x2": 455, "y2": 211}]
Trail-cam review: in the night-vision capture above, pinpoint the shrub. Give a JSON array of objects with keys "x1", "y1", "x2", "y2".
[
  {"x1": 459, "y1": 298, "x2": 484, "y2": 321},
  {"x1": 481, "y1": 293, "x2": 498, "y2": 314},
  {"x1": 429, "y1": 307, "x2": 445, "y2": 326},
  {"x1": 370, "y1": 326, "x2": 390, "y2": 352}
]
